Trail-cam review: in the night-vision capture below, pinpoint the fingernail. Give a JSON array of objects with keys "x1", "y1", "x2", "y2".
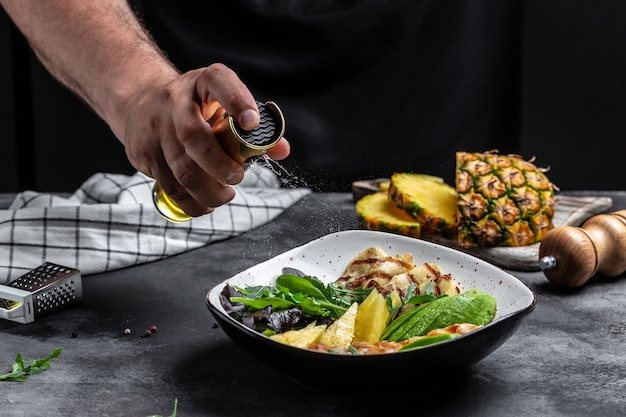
[{"x1": 240, "y1": 109, "x2": 259, "y2": 130}]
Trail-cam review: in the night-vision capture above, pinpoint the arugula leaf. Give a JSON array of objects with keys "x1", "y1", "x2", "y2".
[
  {"x1": 325, "y1": 284, "x2": 372, "y2": 307},
  {"x1": 0, "y1": 347, "x2": 63, "y2": 382}
]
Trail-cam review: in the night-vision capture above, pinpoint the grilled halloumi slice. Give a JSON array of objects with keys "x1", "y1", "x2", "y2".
[
  {"x1": 334, "y1": 247, "x2": 415, "y2": 295},
  {"x1": 334, "y1": 247, "x2": 459, "y2": 297},
  {"x1": 394, "y1": 262, "x2": 459, "y2": 297}
]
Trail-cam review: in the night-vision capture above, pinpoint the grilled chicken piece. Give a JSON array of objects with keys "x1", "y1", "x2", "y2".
[
  {"x1": 334, "y1": 247, "x2": 415, "y2": 295},
  {"x1": 393, "y1": 262, "x2": 460, "y2": 297},
  {"x1": 334, "y1": 247, "x2": 459, "y2": 297}
]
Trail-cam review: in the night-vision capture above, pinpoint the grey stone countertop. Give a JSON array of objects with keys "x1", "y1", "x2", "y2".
[{"x1": 1, "y1": 191, "x2": 626, "y2": 417}]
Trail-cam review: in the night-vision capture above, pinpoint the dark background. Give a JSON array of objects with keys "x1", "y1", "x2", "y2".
[{"x1": 1, "y1": 0, "x2": 625, "y2": 193}]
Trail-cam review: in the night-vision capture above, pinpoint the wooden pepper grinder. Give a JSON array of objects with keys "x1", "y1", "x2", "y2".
[{"x1": 538, "y1": 210, "x2": 626, "y2": 288}]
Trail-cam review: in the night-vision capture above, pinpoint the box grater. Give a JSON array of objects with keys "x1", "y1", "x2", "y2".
[{"x1": 0, "y1": 263, "x2": 82, "y2": 324}]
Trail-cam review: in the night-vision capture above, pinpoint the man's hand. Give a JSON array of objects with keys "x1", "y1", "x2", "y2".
[{"x1": 121, "y1": 64, "x2": 290, "y2": 217}]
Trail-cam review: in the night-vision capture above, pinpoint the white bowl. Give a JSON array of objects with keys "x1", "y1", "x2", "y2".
[{"x1": 207, "y1": 230, "x2": 536, "y2": 389}]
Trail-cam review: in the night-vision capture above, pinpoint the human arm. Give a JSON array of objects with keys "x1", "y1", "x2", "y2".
[{"x1": 0, "y1": 0, "x2": 289, "y2": 216}]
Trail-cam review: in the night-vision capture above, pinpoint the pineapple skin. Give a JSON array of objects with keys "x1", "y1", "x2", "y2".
[{"x1": 455, "y1": 150, "x2": 556, "y2": 247}]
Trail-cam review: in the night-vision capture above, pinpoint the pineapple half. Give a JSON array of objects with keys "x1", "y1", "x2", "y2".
[
  {"x1": 455, "y1": 150, "x2": 556, "y2": 247},
  {"x1": 356, "y1": 191, "x2": 421, "y2": 238},
  {"x1": 388, "y1": 173, "x2": 458, "y2": 238}
]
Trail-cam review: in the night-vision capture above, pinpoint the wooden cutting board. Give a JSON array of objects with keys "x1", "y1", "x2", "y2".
[{"x1": 352, "y1": 180, "x2": 612, "y2": 271}]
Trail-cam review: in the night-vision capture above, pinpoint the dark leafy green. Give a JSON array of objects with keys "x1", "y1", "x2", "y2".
[
  {"x1": 231, "y1": 273, "x2": 371, "y2": 320},
  {"x1": 222, "y1": 271, "x2": 372, "y2": 334}
]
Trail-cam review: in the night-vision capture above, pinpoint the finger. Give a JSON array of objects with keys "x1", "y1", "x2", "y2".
[
  {"x1": 196, "y1": 64, "x2": 260, "y2": 131},
  {"x1": 171, "y1": 91, "x2": 245, "y2": 185},
  {"x1": 159, "y1": 114, "x2": 238, "y2": 214},
  {"x1": 143, "y1": 140, "x2": 213, "y2": 217},
  {"x1": 160, "y1": 157, "x2": 236, "y2": 217},
  {"x1": 158, "y1": 177, "x2": 215, "y2": 218},
  {"x1": 265, "y1": 137, "x2": 290, "y2": 161},
  {"x1": 153, "y1": 142, "x2": 215, "y2": 217}
]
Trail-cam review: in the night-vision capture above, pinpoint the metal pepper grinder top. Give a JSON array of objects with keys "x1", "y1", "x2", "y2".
[{"x1": 153, "y1": 101, "x2": 285, "y2": 223}]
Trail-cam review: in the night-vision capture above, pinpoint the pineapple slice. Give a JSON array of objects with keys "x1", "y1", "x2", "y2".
[
  {"x1": 270, "y1": 322, "x2": 327, "y2": 349},
  {"x1": 456, "y1": 150, "x2": 556, "y2": 247},
  {"x1": 356, "y1": 192, "x2": 421, "y2": 238},
  {"x1": 388, "y1": 173, "x2": 458, "y2": 238},
  {"x1": 388, "y1": 289, "x2": 402, "y2": 310},
  {"x1": 319, "y1": 302, "x2": 358, "y2": 348},
  {"x1": 353, "y1": 288, "x2": 390, "y2": 344}
]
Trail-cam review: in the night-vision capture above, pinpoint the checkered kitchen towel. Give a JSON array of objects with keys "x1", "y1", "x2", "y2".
[{"x1": 0, "y1": 167, "x2": 310, "y2": 283}]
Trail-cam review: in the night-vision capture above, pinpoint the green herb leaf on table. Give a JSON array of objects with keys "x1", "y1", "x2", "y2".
[{"x1": 0, "y1": 347, "x2": 63, "y2": 382}]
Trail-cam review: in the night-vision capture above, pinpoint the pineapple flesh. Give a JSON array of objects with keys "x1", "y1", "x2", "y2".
[
  {"x1": 319, "y1": 302, "x2": 358, "y2": 348},
  {"x1": 353, "y1": 289, "x2": 389, "y2": 344},
  {"x1": 455, "y1": 150, "x2": 556, "y2": 247},
  {"x1": 388, "y1": 173, "x2": 458, "y2": 238},
  {"x1": 356, "y1": 191, "x2": 421, "y2": 238}
]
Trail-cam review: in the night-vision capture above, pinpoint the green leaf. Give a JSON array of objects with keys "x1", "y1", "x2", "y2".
[
  {"x1": 229, "y1": 296, "x2": 294, "y2": 310},
  {"x1": 405, "y1": 294, "x2": 439, "y2": 305},
  {"x1": 307, "y1": 276, "x2": 329, "y2": 296},
  {"x1": 326, "y1": 284, "x2": 372, "y2": 307},
  {"x1": 0, "y1": 347, "x2": 63, "y2": 382},
  {"x1": 11, "y1": 362, "x2": 21, "y2": 374},
  {"x1": 295, "y1": 296, "x2": 326, "y2": 316},
  {"x1": 15, "y1": 353, "x2": 24, "y2": 371},
  {"x1": 275, "y1": 274, "x2": 329, "y2": 301},
  {"x1": 231, "y1": 274, "x2": 355, "y2": 321}
]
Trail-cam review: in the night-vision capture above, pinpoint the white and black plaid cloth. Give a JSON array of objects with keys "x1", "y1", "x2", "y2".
[{"x1": 0, "y1": 167, "x2": 310, "y2": 283}]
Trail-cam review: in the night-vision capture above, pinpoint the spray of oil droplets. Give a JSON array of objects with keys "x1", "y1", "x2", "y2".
[
  {"x1": 248, "y1": 156, "x2": 317, "y2": 253},
  {"x1": 252, "y1": 156, "x2": 353, "y2": 240},
  {"x1": 252, "y1": 155, "x2": 310, "y2": 189}
]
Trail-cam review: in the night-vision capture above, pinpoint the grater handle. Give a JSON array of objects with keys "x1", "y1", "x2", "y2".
[
  {"x1": 0, "y1": 302, "x2": 25, "y2": 320},
  {"x1": 0, "y1": 286, "x2": 32, "y2": 323}
]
